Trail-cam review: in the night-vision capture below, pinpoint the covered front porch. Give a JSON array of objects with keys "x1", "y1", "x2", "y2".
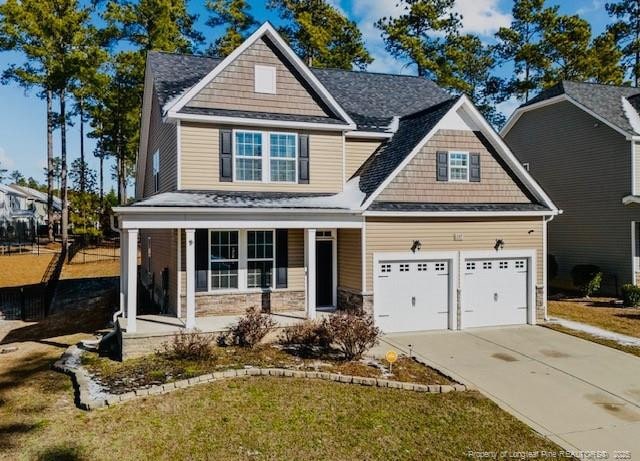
[{"x1": 115, "y1": 205, "x2": 365, "y2": 337}]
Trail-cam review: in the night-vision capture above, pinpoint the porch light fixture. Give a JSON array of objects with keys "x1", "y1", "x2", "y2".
[
  {"x1": 411, "y1": 240, "x2": 421, "y2": 253},
  {"x1": 494, "y1": 239, "x2": 505, "y2": 251}
]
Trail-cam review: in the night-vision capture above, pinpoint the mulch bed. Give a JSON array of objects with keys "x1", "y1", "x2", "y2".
[{"x1": 82, "y1": 345, "x2": 454, "y2": 395}]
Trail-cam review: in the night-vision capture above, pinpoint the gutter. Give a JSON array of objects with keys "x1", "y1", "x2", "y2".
[{"x1": 113, "y1": 206, "x2": 363, "y2": 215}]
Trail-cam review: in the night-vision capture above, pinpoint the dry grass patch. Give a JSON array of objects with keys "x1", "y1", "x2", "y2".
[
  {"x1": 549, "y1": 299, "x2": 640, "y2": 338},
  {"x1": 544, "y1": 323, "x2": 640, "y2": 358},
  {"x1": 0, "y1": 253, "x2": 54, "y2": 288},
  {"x1": 61, "y1": 259, "x2": 119, "y2": 280}
]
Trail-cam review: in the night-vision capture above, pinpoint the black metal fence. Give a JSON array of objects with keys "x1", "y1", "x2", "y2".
[
  {"x1": 67, "y1": 236, "x2": 119, "y2": 265},
  {"x1": 0, "y1": 247, "x2": 65, "y2": 321}
]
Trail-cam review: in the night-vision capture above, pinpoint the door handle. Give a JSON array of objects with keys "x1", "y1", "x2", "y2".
[
  {"x1": 411, "y1": 296, "x2": 416, "y2": 307},
  {"x1": 494, "y1": 293, "x2": 499, "y2": 302}
]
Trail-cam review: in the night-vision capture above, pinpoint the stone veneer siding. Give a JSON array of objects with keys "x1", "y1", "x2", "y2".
[
  {"x1": 184, "y1": 290, "x2": 306, "y2": 316},
  {"x1": 337, "y1": 287, "x2": 373, "y2": 315}
]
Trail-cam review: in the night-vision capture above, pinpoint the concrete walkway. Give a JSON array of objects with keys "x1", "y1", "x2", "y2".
[{"x1": 383, "y1": 326, "x2": 640, "y2": 458}]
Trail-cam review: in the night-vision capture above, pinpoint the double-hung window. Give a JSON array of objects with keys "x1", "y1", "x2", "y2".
[
  {"x1": 210, "y1": 231, "x2": 239, "y2": 290},
  {"x1": 247, "y1": 230, "x2": 274, "y2": 289},
  {"x1": 235, "y1": 131, "x2": 263, "y2": 181},
  {"x1": 448, "y1": 152, "x2": 469, "y2": 182},
  {"x1": 234, "y1": 130, "x2": 297, "y2": 182},
  {"x1": 269, "y1": 133, "x2": 296, "y2": 182}
]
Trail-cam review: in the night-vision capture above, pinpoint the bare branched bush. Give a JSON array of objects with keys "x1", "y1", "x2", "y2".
[
  {"x1": 229, "y1": 307, "x2": 276, "y2": 348},
  {"x1": 323, "y1": 313, "x2": 380, "y2": 360},
  {"x1": 159, "y1": 329, "x2": 214, "y2": 361}
]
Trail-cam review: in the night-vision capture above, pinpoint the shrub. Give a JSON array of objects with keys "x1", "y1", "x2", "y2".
[
  {"x1": 570, "y1": 265, "x2": 603, "y2": 297},
  {"x1": 622, "y1": 284, "x2": 640, "y2": 307},
  {"x1": 229, "y1": 307, "x2": 276, "y2": 348},
  {"x1": 280, "y1": 320, "x2": 331, "y2": 352},
  {"x1": 323, "y1": 313, "x2": 380, "y2": 360},
  {"x1": 160, "y1": 329, "x2": 213, "y2": 361},
  {"x1": 548, "y1": 254, "x2": 558, "y2": 281}
]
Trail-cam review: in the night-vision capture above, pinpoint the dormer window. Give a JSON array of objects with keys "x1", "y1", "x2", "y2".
[{"x1": 254, "y1": 65, "x2": 276, "y2": 94}]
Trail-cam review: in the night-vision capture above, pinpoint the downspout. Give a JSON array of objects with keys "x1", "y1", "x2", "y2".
[
  {"x1": 543, "y1": 213, "x2": 556, "y2": 321},
  {"x1": 110, "y1": 214, "x2": 124, "y2": 324}
]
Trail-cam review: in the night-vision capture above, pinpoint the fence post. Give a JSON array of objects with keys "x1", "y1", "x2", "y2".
[{"x1": 20, "y1": 287, "x2": 25, "y2": 321}]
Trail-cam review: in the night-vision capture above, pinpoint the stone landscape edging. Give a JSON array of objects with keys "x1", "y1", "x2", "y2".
[{"x1": 53, "y1": 345, "x2": 469, "y2": 411}]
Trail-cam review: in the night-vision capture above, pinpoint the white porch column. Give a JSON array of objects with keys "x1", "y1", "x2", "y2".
[
  {"x1": 119, "y1": 229, "x2": 128, "y2": 315},
  {"x1": 185, "y1": 228, "x2": 196, "y2": 329},
  {"x1": 126, "y1": 228, "x2": 138, "y2": 333},
  {"x1": 305, "y1": 228, "x2": 317, "y2": 320}
]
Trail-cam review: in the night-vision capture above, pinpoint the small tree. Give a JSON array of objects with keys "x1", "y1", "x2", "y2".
[{"x1": 570, "y1": 265, "x2": 603, "y2": 298}]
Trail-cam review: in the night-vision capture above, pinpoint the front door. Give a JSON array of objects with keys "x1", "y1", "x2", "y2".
[{"x1": 316, "y1": 240, "x2": 333, "y2": 307}]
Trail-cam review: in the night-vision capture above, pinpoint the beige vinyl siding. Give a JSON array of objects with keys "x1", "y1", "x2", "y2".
[
  {"x1": 345, "y1": 139, "x2": 381, "y2": 179},
  {"x1": 377, "y1": 129, "x2": 532, "y2": 204},
  {"x1": 180, "y1": 122, "x2": 344, "y2": 193},
  {"x1": 338, "y1": 229, "x2": 362, "y2": 291},
  {"x1": 287, "y1": 229, "x2": 305, "y2": 291},
  {"x1": 143, "y1": 91, "x2": 177, "y2": 197},
  {"x1": 364, "y1": 217, "x2": 543, "y2": 292},
  {"x1": 635, "y1": 141, "x2": 640, "y2": 195},
  {"x1": 186, "y1": 37, "x2": 330, "y2": 118},
  {"x1": 140, "y1": 229, "x2": 178, "y2": 314},
  {"x1": 505, "y1": 100, "x2": 634, "y2": 289}
]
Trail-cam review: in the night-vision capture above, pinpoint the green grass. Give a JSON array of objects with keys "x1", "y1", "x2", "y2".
[{"x1": 15, "y1": 378, "x2": 562, "y2": 461}]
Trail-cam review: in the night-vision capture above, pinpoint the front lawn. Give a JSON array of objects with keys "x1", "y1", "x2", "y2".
[{"x1": 548, "y1": 299, "x2": 640, "y2": 338}]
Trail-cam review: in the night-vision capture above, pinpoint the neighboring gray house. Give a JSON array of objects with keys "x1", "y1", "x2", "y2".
[{"x1": 502, "y1": 81, "x2": 640, "y2": 293}]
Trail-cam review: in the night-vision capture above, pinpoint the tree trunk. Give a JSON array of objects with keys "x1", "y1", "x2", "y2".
[
  {"x1": 46, "y1": 90, "x2": 54, "y2": 242},
  {"x1": 99, "y1": 153, "x2": 104, "y2": 208},
  {"x1": 60, "y1": 89, "x2": 69, "y2": 250},
  {"x1": 79, "y1": 95, "x2": 85, "y2": 193}
]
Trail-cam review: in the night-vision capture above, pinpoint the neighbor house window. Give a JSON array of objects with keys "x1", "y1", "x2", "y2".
[
  {"x1": 152, "y1": 150, "x2": 160, "y2": 192},
  {"x1": 448, "y1": 152, "x2": 469, "y2": 181},
  {"x1": 247, "y1": 230, "x2": 274, "y2": 289},
  {"x1": 235, "y1": 131, "x2": 263, "y2": 181},
  {"x1": 269, "y1": 133, "x2": 296, "y2": 182},
  {"x1": 210, "y1": 231, "x2": 239, "y2": 290}
]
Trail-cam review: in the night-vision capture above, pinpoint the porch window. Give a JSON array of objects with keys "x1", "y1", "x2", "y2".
[
  {"x1": 247, "y1": 230, "x2": 274, "y2": 288},
  {"x1": 269, "y1": 133, "x2": 297, "y2": 182},
  {"x1": 210, "y1": 231, "x2": 239, "y2": 290},
  {"x1": 235, "y1": 131, "x2": 263, "y2": 181}
]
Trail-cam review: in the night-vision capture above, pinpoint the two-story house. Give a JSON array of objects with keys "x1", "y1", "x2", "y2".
[
  {"x1": 503, "y1": 81, "x2": 640, "y2": 293},
  {"x1": 114, "y1": 22, "x2": 558, "y2": 339}
]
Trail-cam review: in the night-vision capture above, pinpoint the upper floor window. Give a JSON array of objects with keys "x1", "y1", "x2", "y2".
[
  {"x1": 448, "y1": 152, "x2": 469, "y2": 182},
  {"x1": 234, "y1": 130, "x2": 298, "y2": 183},
  {"x1": 235, "y1": 131, "x2": 263, "y2": 181},
  {"x1": 254, "y1": 65, "x2": 276, "y2": 94},
  {"x1": 152, "y1": 150, "x2": 160, "y2": 192}
]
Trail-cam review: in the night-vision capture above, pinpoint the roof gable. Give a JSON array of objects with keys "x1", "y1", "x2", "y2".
[
  {"x1": 503, "y1": 81, "x2": 640, "y2": 138},
  {"x1": 164, "y1": 22, "x2": 355, "y2": 128}
]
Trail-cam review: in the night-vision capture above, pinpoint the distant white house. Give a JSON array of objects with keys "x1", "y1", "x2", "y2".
[
  {"x1": 9, "y1": 184, "x2": 61, "y2": 224},
  {"x1": 0, "y1": 184, "x2": 61, "y2": 242}
]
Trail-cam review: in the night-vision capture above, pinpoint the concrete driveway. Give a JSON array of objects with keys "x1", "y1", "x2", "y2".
[{"x1": 382, "y1": 326, "x2": 640, "y2": 457}]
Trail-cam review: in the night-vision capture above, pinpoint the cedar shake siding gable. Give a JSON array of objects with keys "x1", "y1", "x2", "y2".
[
  {"x1": 184, "y1": 37, "x2": 337, "y2": 120},
  {"x1": 376, "y1": 129, "x2": 535, "y2": 204}
]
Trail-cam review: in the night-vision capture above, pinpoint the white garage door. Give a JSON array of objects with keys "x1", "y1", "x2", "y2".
[
  {"x1": 462, "y1": 258, "x2": 528, "y2": 328},
  {"x1": 375, "y1": 259, "x2": 450, "y2": 333}
]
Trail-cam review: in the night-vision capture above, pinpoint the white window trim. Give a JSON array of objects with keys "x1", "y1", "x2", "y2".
[
  {"x1": 152, "y1": 150, "x2": 160, "y2": 192},
  {"x1": 232, "y1": 129, "x2": 298, "y2": 184},
  {"x1": 207, "y1": 229, "x2": 276, "y2": 293},
  {"x1": 448, "y1": 151, "x2": 470, "y2": 182},
  {"x1": 254, "y1": 64, "x2": 277, "y2": 94}
]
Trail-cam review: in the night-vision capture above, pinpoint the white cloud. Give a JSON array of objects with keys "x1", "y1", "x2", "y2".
[
  {"x1": 497, "y1": 97, "x2": 521, "y2": 122},
  {"x1": 0, "y1": 147, "x2": 15, "y2": 170},
  {"x1": 454, "y1": 0, "x2": 512, "y2": 36},
  {"x1": 576, "y1": 0, "x2": 606, "y2": 16}
]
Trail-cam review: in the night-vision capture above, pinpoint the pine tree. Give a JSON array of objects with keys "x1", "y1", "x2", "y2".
[
  {"x1": 606, "y1": 0, "x2": 640, "y2": 86},
  {"x1": 495, "y1": 0, "x2": 557, "y2": 101},
  {"x1": 442, "y1": 34, "x2": 506, "y2": 127},
  {"x1": 206, "y1": 0, "x2": 257, "y2": 57},
  {"x1": 269, "y1": 0, "x2": 372, "y2": 70},
  {"x1": 375, "y1": 0, "x2": 460, "y2": 79},
  {"x1": 103, "y1": 0, "x2": 203, "y2": 203},
  {"x1": 542, "y1": 14, "x2": 594, "y2": 87},
  {"x1": 9, "y1": 170, "x2": 24, "y2": 184},
  {"x1": 591, "y1": 31, "x2": 625, "y2": 85},
  {"x1": 0, "y1": 162, "x2": 7, "y2": 183}
]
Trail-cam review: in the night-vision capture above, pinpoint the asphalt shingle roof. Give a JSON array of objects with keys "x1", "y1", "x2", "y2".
[
  {"x1": 179, "y1": 107, "x2": 346, "y2": 125},
  {"x1": 368, "y1": 202, "x2": 549, "y2": 213},
  {"x1": 522, "y1": 81, "x2": 640, "y2": 137},
  {"x1": 354, "y1": 97, "x2": 460, "y2": 203}
]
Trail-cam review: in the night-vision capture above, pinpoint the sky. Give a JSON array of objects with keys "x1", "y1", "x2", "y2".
[{"x1": 0, "y1": 0, "x2": 613, "y2": 192}]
